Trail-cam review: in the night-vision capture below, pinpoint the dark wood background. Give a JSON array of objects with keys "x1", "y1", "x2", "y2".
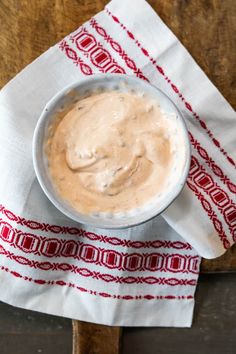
[
  {"x1": 0, "y1": 1, "x2": 236, "y2": 353},
  {"x1": 1, "y1": 274, "x2": 236, "y2": 354},
  {"x1": 1, "y1": 0, "x2": 235, "y2": 108}
]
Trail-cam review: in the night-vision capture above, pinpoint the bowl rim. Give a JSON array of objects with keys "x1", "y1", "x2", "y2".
[{"x1": 32, "y1": 73, "x2": 191, "y2": 229}]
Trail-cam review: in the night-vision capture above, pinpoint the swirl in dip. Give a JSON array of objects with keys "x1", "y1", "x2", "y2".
[{"x1": 46, "y1": 91, "x2": 186, "y2": 215}]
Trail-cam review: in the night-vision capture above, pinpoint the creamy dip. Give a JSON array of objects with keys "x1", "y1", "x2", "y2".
[{"x1": 46, "y1": 91, "x2": 185, "y2": 215}]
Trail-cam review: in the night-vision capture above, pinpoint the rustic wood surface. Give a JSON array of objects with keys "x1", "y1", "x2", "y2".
[
  {"x1": 0, "y1": 300, "x2": 72, "y2": 354},
  {"x1": 1, "y1": 273, "x2": 236, "y2": 354},
  {"x1": 123, "y1": 273, "x2": 236, "y2": 354},
  {"x1": 72, "y1": 321, "x2": 122, "y2": 354},
  {"x1": 0, "y1": 0, "x2": 236, "y2": 353},
  {"x1": 1, "y1": 0, "x2": 235, "y2": 108}
]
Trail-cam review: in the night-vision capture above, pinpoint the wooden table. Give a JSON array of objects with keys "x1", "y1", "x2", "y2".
[
  {"x1": 1, "y1": 272, "x2": 236, "y2": 354},
  {"x1": 0, "y1": 1, "x2": 236, "y2": 353}
]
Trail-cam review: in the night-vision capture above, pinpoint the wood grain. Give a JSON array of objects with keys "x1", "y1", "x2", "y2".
[
  {"x1": 201, "y1": 244, "x2": 236, "y2": 272},
  {"x1": 72, "y1": 320, "x2": 122, "y2": 354},
  {"x1": 1, "y1": 0, "x2": 235, "y2": 108},
  {"x1": 0, "y1": 0, "x2": 106, "y2": 88},
  {"x1": 0, "y1": 300, "x2": 72, "y2": 354},
  {"x1": 149, "y1": 0, "x2": 236, "y2": 109},
  {"x1": 1, "y1": 273, "x2": 236, "y2": 354},
  {"x1": 123, "y1": 273, "x2": 236, "y2": 354}
]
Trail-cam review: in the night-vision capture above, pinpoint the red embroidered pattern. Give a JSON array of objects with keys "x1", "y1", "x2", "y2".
[
  {"x1": 90, "y1": 17, "x2": 236, "y2": 196},
  {"x1": 0, "y1": 265, "x2": 194, "y2": 300},
  {"x1": 89, "y1": 19, "x2": 148, "y2": 81},
  {"x1": 189, "y1": 156, "x2": 236, "y2": 241},
  {"x1": 58, "y1": 40, "x2": 93, "y2": 75},
  {"x1": 189, "y1": 132, "x2": 236, "y2": 194},
  {"x1": 0, "y1": 219, "x2": 199, "y2": 273},
  {"x1": 0, "y1": 245, "x2": 197, "y2": 286},
  {"x1": 105, "y1": 8, "x2": 236, "y2": 168},
  {"x1": 187, "y1": 179, "x2": 230, "y2": 248},
  {"x1": 0, "y1": 205, "x2": 192, "y2": 250},
  {"x1": 69, "y1": 28, "x2": 125, "y2": 74}
]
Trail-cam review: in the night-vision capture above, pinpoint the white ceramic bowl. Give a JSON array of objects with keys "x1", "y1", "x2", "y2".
[{"x1": 32, "y1": 74, "x2": 190, "y2": 229}]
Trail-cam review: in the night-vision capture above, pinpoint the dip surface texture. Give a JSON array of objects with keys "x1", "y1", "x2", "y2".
[{"x1": 46, "y1": 91, "x2": 183, "y2": 215}]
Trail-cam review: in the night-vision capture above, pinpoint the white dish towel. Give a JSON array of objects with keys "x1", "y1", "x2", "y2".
[{"x1": 0, "y1": 0, "x2": 235, "y2": 327}]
